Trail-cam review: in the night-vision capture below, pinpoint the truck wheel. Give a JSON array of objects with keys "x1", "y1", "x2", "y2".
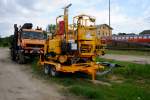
[
  {"x1": 10, "y1": 50, "x2": 16, "y2": 61},
  {"x1": 18, "y1": 52, "x2": 25, "y2": 64},
  {"x1": 50, "y1": 67, "x2": 58, "y2": 77},
  {"x1": 44, "y1": 64, "x2": 50, "y2": 75}
]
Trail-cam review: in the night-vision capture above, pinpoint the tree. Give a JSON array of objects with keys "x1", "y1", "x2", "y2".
[
  {"x1": 118, "y1": 33, "x2": 126, "y2": 35},
  {"x1": 47, "y1": 24, "x2": 56, "y2": 34},
  {"x1": 0, "y1": 35, "x2": 1, "y2": 43},
  {"x1": 0, "y1": 36, "x2": 12, "y2": 47}
]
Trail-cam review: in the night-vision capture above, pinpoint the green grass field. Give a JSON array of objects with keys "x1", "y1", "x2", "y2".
[
  {"x1": 31, "y1": 58, "x2": 150, "y2": 100},
  {"x1": 106, "y1": 49, "x2": 150, "y2": 56}
]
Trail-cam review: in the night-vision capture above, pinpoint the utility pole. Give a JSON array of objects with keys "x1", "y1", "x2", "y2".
[{"x1": 109, "y1": 0, "x2": 111, "y2": 36}]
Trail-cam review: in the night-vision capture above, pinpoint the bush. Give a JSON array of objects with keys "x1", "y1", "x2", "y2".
[{"x1": 0, "y1": 36, "x2": 12, "y2": 47}]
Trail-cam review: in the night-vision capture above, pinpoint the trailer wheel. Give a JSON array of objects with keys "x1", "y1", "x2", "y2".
[
  {"x1": 44, "y1": 64, "x2": 50, "y2": 75},
  {"x1": 50, "y1": 67, "x2": 58, "y2": 77}
]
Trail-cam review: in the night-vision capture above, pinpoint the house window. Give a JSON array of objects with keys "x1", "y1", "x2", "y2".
[
  {"x1": 144, "y1": 36, "x2": 147, "y2": 39},
  {"x1": 130, "y1": 36, "x2": 133, "y2": 39},
  {"x1": 139, "y1": 36, "x2": 142, "y2": 39},
  {"x1": 124, "y1": 37, "x2": 127, "y2": 40},
  {"x1": 134, "y1": 36, "x2": 138, "y2": 39},
  {"x1": 103, "y1": 26, "x2": 105, "y2": 29}
]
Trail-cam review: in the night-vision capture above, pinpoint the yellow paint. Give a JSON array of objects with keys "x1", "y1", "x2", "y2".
[
  {"x1": 39, "y1": 7, "x2": 106, "y2": 80},
  {"x1": 45, "y1": 37, "x2": 61, "y2": 54}
]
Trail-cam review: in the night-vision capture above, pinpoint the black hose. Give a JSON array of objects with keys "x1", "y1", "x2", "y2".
[{"x1": 96, "y1": 62, "x2": 122, "y2": 76}]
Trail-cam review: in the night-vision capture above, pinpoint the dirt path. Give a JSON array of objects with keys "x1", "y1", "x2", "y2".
[
  {"x1": 0, "y1": 48, "x2": 66, "y2": 100},
  {"x1": 102, "y1": 54, "x2": 150, "y2": 64}
]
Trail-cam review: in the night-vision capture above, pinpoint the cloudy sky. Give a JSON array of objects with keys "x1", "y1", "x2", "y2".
[{"x1": 0, "y1": 0, "x2": 150, "y2": 37}]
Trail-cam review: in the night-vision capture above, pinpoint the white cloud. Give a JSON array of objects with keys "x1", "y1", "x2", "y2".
[{"x1": 0, "y1": 0, "x2": 150, "y2": 37}]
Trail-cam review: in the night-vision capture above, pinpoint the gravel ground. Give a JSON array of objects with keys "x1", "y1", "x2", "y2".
[
  {"x1": 102, "y1": 54, "x2": 150, "y2": 64},
  {"x1": 0, "y1": 48, "x2": 67, "y2": 100}
]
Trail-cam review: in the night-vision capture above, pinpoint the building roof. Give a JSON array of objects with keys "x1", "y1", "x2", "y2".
[
  {"x1": 96, "y1": 24, "x2": 113, "y2": 30},
  {"x1": 139, "y1": 30, "x2": 150, "y2": 35}
]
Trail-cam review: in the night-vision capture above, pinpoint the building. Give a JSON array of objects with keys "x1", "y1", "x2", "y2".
[
  {"x1": 112, "y1": 34, "x2": 150, "y2": 44},
  {"x1": 96, "y1": 24, "x2": 113, "y2": 39},
  {"x1": 139, "y1": 30, "x2": 150, "y2": 35}
]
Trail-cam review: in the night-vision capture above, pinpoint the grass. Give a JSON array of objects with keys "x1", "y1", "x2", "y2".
[
  {"x1": 31, "y1": 58, "x2": 150, "y2": 100},
  {"x1": 96, "y1": 57, "x2": 150, "y2": 79},
  {"x1": 69, "y1": 85, "x2": 104, "y2": 99},
  {"x1": 106, "y1": 49, "x2": 150, "y2": 56}
]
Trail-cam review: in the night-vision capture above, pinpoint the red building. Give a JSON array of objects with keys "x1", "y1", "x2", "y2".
[{"x1": 112, "y1": 34, "x2": 150, "y2": 43}]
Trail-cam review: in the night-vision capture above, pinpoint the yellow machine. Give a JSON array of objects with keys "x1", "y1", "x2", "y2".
[
  {"x1": 39, "y1": 4, "x2": 104, "y2": 80},
  {"x1": 95, "y1": 38, "x2": 106, "y2": 56}
]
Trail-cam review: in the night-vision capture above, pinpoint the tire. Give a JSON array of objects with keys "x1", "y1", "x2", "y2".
[
  {"x1": 17, "y1": 52, "x2": 25, "y2": 64},
  {"x1": 44, "y1": 64, "x2": 50, "y2": 75},
  {"x1": 50, "y1": 67, "x2": 59, "y2": 77},
  {"x1": 10, "y1": 49, "x2": 16, "y2": 61}
]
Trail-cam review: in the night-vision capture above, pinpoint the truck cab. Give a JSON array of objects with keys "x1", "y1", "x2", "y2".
[{"x1": 10, "y1": 23, "x2": 46, "y2": 64}]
